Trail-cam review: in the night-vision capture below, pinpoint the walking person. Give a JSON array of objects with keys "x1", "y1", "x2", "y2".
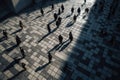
[
  {"x1": 20, "y1": 47, "x2": 25, "y2": 58},
  {"x1": 47, "y1": 24, "x2": 51, "y2": 33},
  {"x1": 3, "y1": 30, "x2": 8, "y2": 40},
  {"x1": 48, "y1": 53, "x2": 52, "y2": 63},
  {"x1": 56, "y1": 20, "x2": 59, "y2": 27},
  {"x1": 77, "y1": 7, "x2": 81, "y2": 15},
  {"x1": 71, "y1": 7, "x2": 74, "y2": 14},
  {"x1": 15, "y1": 35, "x2": 21, "y2": 46},
  {"x1": 21, "y1": 63, "x2": 26, "y2": 70},
  {"x1": 51, "y1": 4, "x2": 54, "y2": 10},
  {"x1": 58, "y1": 17, "x2": 62, "y2": 24},
  {"x1": 61, "y1": 4, "x2": 64, "y2": 13},
  {"x1": 85, "y1": 8, "x2": 89, "y2": 14},
  {"x1": 73, "y1": 15, "x2": 77, "y2": 22},
  {"x1": 54, "y1": 13, "x2": 58, "y2": 21},
  {"x1": 58, "y1": 8, "x2": 61, "y2": 15},
  {"x1": 84, "y1": 0, "x2": 86, "y2": 4},
  {"x1": 82, "y1": 8, "x2": 89, "y2": 19},
  {"x1": 19, "y1": 21, "x2": 23, "y2": 30},
  {"x1": 58, "y1": 35, "x2": 63, "y2": 44},
  {"x1": 69, "y1": 32, "x2": 73, "y2": 42},
  {"x1": 56, "y1": 17, "x2": 62, "y2": 27},
  {"x1": 40, "y1": 8, "x2": 44, "y2": 16}
]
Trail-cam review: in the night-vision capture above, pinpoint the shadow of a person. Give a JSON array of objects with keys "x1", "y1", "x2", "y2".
[
  {"x1": 7, "y1": 69, "x2": 25, "y2": 80},
  {"x1": 48, "y1": 44, "x2": 60, "y2": 54},
  {"x1": 48, "y1": 19, "x2": 55, "y2": 25},
  {"x1": 11, "y1": 29, "x2": 22, "y2": 35},
  {"x1": 35, "y1": 62, "x2": 50, "y2": 72},
  {"x1": 2, "y1": 57, "x2": 23, "y2": 72},
  {"x1": 0, "y1": 36, "x2": 6, "y2": 43},
  {"x1": 0, "y1": 44, "x2": 18, "y2": 55},
  {"x1": 65, "y1": 13, "x2": 72, "y2": 18},
  {"x1": 66, "y1": 21, "x2": 74, "y2": 27},
  {"x1": 38, "y1": 26, "x2": 59, "y2": 43},
  {"x1": 58, "y1": 39, "x2": 71, "y2": 52}
]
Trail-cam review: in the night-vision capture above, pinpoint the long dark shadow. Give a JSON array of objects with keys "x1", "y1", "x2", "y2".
[
  {"x1": 58, "y1": 40, "x2": 71, "y2": 52},
  {"x1": 35, "y1": 62, "x2": 50, "y2": 72},
  {"x1": 11, "y1": 29, "x2": 22, "y2": 35},
  {"x1": 0, "y1": 36, "x2": 6, "y2": 43},
  {"x1": 38, "y1": 26, "x2": 59, "y2": 43},
  {"x1": 0, "y1": 44, "x2": 18, "y2": 55},
  {"x1": 32, "y1": 15, "x2": 42, "y2": 21},
  {"x1": 2, "y1": 57, "x2": 23, "y2": 72},
  {"x1": 7, "y1": 70, "x2": 25, "y2": 80},
  {"x1": 65, "y1": 13, "x2": 72, "y2": 18},
  {"x1": 48, "y1": 39, "x2": 70, "y2": 54},
  {"x1": 66, "y1": 21, "x2": 74, "y2": 27}
]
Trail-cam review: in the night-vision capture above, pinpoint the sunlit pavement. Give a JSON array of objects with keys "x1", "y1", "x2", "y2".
[{"x1": 0, "y1": 0, "x2": 120, "y2": 80}]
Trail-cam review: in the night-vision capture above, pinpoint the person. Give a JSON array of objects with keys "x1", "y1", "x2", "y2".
[
  {"x1": 85, "y1": 8, "x2": 89, "y2": 14},
  {"x1": 47, "y1": 24, "x2": 51, "y2": 33},
  {"x1": 51, "y1": 4, "x2": 54, "y2": 10},
  {"x1": 58, "y1": 8, "x2": 61, "y2": 15},
  {"x1": 73, "y1": 15, "x2": 77, "y2": 22},
  {"x1": 58, "y1": 35, "x2": 63, "y2": 44},
  {"x1": 71, "y1": 7, "x2": 74, "y2": 14},
  {"x1": 20, "y1": 47, "x2": 25, "y2": 58},
  {"x1": 19, "y1": 21, "x2": 23, "y2": 30},
  {"x1": 40, "y1": 8, "x2": 44, "y2": 16},
  {"x1": 84, "y1": 0, "x2": 86, "y2": 4},
  {"x1": 3, "y1": 30, "x2": 8, "y2": 40},
  {"x1": 61, "y1": 4, "x2": 64, "y2": 12},
  {"x1": 56, "y1": 17, "x2": 62, "y2": 27},
  {"x1": 56, "y1": 20, "x2": 59, "y2": 27},
  {"x1": 58, "y1": 17, "x2": 62, "y2": 23},
  {"x1": 54, "y1": 13, "x2": 58, "y2": 21},
  {"x1": 21, "y1": 63, "x2": 26, "y2": 70},
  {"x1": 16, "y1": 35, "x2": 21, "y2": 46},
  {"x1": 69, "y1": 32, "x2": 73, "y2": 42},
  {"x1": 82, "y1": 8, "x2": 89, "y2": 19},
  {"x1": 48, "y1": 53, "x2": 52, "y2": 63},
  {"x1": 77, "y1": 7, "x2": 81, "y2": 15}
]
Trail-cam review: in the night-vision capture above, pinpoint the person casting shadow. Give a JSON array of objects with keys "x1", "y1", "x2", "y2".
[
  {"x1": 19, "y1": 47, "x2": 26, "y2": 58},
  {"x1": 58, "y1": 32, "x2": 73, "y2": 51}
]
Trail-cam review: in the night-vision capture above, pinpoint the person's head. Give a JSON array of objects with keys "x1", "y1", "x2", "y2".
[{"x1": 19, "y1": 20, "x2": 22, "y2": 23}]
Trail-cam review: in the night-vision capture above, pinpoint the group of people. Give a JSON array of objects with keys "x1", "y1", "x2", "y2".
[
  {"x1": 48, "y1": 31, "x2": 73, "y2": 63},
  {"x1": 1, "y1": 0, "x2": 118, "y2": 71},
  {"x1": 2, "y1": 21, "x2": 23, "y2": 46},
  {"x1": 44, "y1": 4, "x2": 76, "y2": 63},
  {"x1": 2, "y1": 21, "x2": 26, "y2": 70}
]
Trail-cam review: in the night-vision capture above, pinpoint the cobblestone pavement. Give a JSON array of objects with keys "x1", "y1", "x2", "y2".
[{"x1": 0, "y1": 0, "x2": 120, "y2": 80}]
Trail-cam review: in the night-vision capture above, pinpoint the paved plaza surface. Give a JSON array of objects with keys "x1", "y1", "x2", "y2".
[{"x1": 0, "y1": 0, "x2": 120, "y2": 80}]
